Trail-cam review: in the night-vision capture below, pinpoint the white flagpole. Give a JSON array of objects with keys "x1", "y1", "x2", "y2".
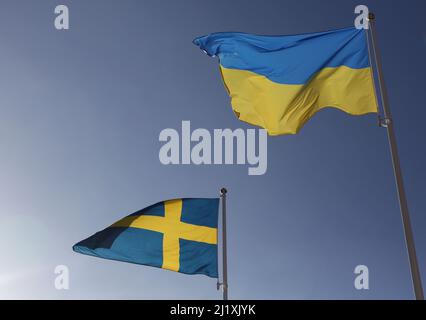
[
  {"x1": 219, "y1": 187, "x2": 228, "y2": 300},
  {"x1": 367, "y1": 12, "x2": 424, "y2": 300}
]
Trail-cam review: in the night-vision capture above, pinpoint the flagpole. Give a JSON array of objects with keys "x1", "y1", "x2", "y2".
[
  {"x1": 367, "y1": 13, "x2": 424, "y2": 300},
  {"x1": 220, "y1": 187, "x2": 229, "y2": 300}
]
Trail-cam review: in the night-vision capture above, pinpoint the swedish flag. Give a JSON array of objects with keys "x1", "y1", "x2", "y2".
[{"x1": 73, "y1": 198, "x2": 219, "y2": 278}]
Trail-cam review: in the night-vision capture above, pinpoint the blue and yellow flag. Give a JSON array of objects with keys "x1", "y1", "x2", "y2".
[
  {"x1": 194, "y1": 27, "x2": 378, "y2": 135},
  {"x1": 73, "y1": 198, "x2": 219, "y2": 278}
]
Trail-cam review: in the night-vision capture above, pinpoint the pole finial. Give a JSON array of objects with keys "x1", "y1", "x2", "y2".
[
  {"x1": 368, "y1": 12, "x2": 375, "y2": 21},
  {"x1": 220, "y1": 187, "x2": 227, "y2": 195}
]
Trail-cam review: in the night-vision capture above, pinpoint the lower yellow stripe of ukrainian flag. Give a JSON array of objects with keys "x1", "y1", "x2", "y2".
[{"x1": 220, "y1": 65, "x2": 378, "y2": 136}]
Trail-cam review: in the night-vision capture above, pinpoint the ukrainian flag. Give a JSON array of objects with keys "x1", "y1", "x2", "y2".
[
  {"x1": 194, "y1": 27, "x2": 378, "y2": 135},
  {"x1": 73, "y1": 198, "x2": 219, "y2": 278}
]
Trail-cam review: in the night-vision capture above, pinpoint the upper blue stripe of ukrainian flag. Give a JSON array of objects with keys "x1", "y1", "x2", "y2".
[
  {"x1": 193, "y1": 27, "x2": 369, "y2": 85},
  {"x1": 73, "y1": 198, "x2": 219, "y2": 278}
]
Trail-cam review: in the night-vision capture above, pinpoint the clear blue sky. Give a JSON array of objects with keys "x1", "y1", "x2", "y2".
[{"x1": 0, "y1": 0, "x2": 425, "y2": 299}]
